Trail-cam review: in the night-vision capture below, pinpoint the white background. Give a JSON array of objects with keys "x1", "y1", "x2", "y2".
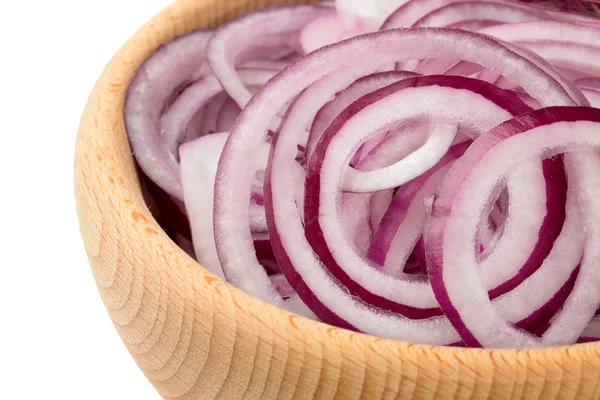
[{"x1": 1, "y1": 1, "x2": 171, "y2": 398}]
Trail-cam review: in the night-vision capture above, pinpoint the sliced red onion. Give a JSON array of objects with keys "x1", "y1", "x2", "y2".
[
  {"x1": 125, "y1": 30, "x2": 212, "y2": 200},
  {"x1": 367, "y1": 142, "x2": 470, "y2": 274},
  {"x1": 161, "y1": 69, "x2": 277, "y2": 160},
  {"x1": 409, "y1": 197, "x2": 579, "y2": 336},
  {"x1": 307, "y1": 70, "x2": 418, "y2": 161},
  {"x1": 412, "y1": 1, "x2": 548, "y2": 28},
  {"x1": 511, "y1": 41, "x2": 600, "y2": 76},
  {"x1": 510, "y1": 266, "x2": 579, "y2": 336},
  {"x1": 305, "y1": 76, "x2": 545, "y2": 315},
  {"x1": 514, "y1": 0, "x2": 600, "y2": 18},
  {"x1": 413, "y1": 23, "x2": 597, "y2": 99},
  {"x1": 181, "y1": 132, "x2": 273, "y2": 277},
  {"x1": 353, "y1": 121, "x2": 430, "y2": 170},
  {"x1": 215, "y1": 28, "x2": 579, "y2": 342},
  {"x1": 339, "y1": 121, "x2": 432, "y2": 253},
  {"x1": 206, "y1": 5, "x2": 334, "y2": 109},
  {"x1": 267, "y1": 116, "x2": 458, "y2": 340},
  {"x1": 545, "y1": 150, "x2": 600, "y2": 344},
  {"x1": 382, "y1": 0, "x2": 498, "y2": 29},
  {"x1": 287, "y1": 73, "x2": 428, "y2": 258},
  {"x1": 180, "y1": 132, "x2": 229, "y2": 279},
  {"x1": 480, "y1": 20, "x2": 600, "y2": 45},
  {"x1": 414, "y1": 26, "x2": 589, "y2": 102},
  {"x1": 426, "y1": 106, "x2": 600, "y2": 347},
  {"x1": 480, "y1": 21, "x2": 600, "y2": 79},
  {"x1": 278, "y1": 71, "x2": 410, "y2": 260},
  {"x1": 511, "y1": 253, "x2": 581, "y2": 333},
  {"x1": 493, "y1": 40, "x2": 589, "y2": 105},
  {"x1": 341, "y1": 123, "x2": 458, "y2": 192},
  {"x1": 481, "y1": 157, "x2": 566, "y2": 298},
  {"x1": 299, "y1": 77, "x2": 444, "y2": 261},
  {"x1": 383, "y1": 0, "x2": 594, "y2": 29},
  {"x1": 161, "y1": 76, "x2": 223, "y2": 156}
]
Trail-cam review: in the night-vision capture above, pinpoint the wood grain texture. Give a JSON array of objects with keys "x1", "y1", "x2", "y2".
[{"x1": 74, "y1": 0, "x2": 600, "y2": 398}]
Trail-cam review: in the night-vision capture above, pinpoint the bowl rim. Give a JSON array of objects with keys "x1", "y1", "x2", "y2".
[{"x1": 74, "y1": 0, "x2": 600, "y2": 397}]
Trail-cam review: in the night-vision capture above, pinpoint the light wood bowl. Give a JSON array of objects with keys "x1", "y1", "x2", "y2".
[{"x1": 74, "y1": 0, "x2": 600, "y2": 398}]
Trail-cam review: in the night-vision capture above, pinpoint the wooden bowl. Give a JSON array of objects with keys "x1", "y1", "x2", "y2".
[{"x1": 74, "y1": 0, "x2": 600, "y2": 398}]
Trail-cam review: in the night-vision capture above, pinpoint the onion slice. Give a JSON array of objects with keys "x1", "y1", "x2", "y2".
[
  {"x1": 125, "y1": 30, "x2": 213, "y2": 200},
  {"x1": 180, "y1": 132, "x2": 229, "y2": 279},
  {"x1": 341, "y1": 123, "x2": 458, "y2": 192},
  {"x1": 412, "y1": 1, "x2": 548, "y2": 28},
  {"x1": 307, "y1": 70, "x2": 418, "y2": 161},
  {"x1": 426, "y1": 106, "x2": 600, "y2": 348},
  {"x1": 215, "y1": 28, "x2": 578, "y2": 341},
  {"x1": 206, "y1": 5, "x2": 334, "y2": 108},
  {"x1": 304, "y1": 75, "x2": 545, "y2": 316}
]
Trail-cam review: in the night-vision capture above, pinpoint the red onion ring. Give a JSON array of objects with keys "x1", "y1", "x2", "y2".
[
  {"x1": 125, "y1": 30, "x2": 212, "y2": 200},
  {"x1": 412, "y1": 1, "x2": 549, "y2": 28},
  {"x1": 304, "y1": 75, "x2": 561, "y2": 316},
  {"x1": 206, "y1": 5, "x2": 334, "y2": 108},
  {"x1": 214, "y1": 28, "x2": 579, "y2": 342},
  {"x1": 307, "y1": 70, "x2": 418, "y2": 161},
  {"x1": 367, "y1": 141, "x2": 470, "y2": 273},
  {"x1": 426, "y1": 106, "x2": 600, "y2": 347},
  {"x1": 125, "y1": 1, "x2": 600, "y2": 348}
]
